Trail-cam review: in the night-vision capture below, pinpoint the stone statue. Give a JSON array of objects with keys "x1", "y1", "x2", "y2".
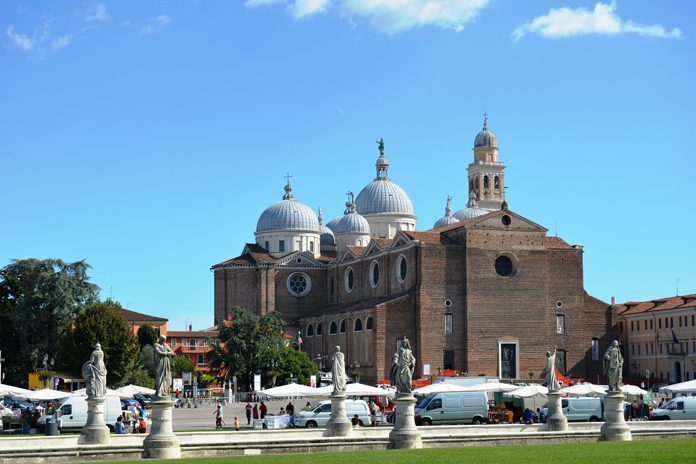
[
  {"x1": 82, "y1": 343, "x2": 107, "y2": 399},
  {"x1": 154, "y1": 335, "x2": 175, "y2": 398},
  {"x1": 390, "y1": 339, "x2": 415, "y2": 396},
  {"x1": 544, "y1": 348, "x2": 561, "y2": 392},
  {"x1": 604, "y1": 340, "x2": 624, "y2": 392},
  {"x1": 331, "y1": 346, "x2": 348, "y2": 395},
  {"x1": 376, "y1": 138, "x2": 385, "y2": 156}
]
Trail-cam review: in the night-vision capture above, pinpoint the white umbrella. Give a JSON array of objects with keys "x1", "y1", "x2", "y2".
[
  {"x1": 316, "y1": 382, "x2": 396, "y2": 397},
  {"x1": 660, "y1": 379, "x2": 696, "y2": 394},
  {"x1": 116, "y1": 384, "x2": 156, "y2": 398},
  {"x1": 561, "y1": 383, "x2": 607, "y2": 396},
  {"x1": 21, "y1": 388, "x2": 73, "y2": 401},
  {"x1": 505, "y1": 384, "x2": 549, "y2": 398},
  {"x1": 620, "y1": 384, "x2": 649, "y2": 396},
  {"x1": 413, "y1": 382, "x2": 470, "y2": 395},
  {"x1": 461, "y1": 382, "x2": 519, "y2": 393},
  {"x1": 258, "y1": 383, "x2": 321, "y2": 398},
  {"x1": 72, "y1": 388, "x2": 122, "y2": 397},
  {"x1": 0, "y1": 383, "x2": 32, "y2": 397}
]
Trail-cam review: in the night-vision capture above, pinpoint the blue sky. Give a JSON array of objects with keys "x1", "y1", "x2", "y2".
[{"x1": 2, "y1": 1, "x2": 694, "y2": 330}]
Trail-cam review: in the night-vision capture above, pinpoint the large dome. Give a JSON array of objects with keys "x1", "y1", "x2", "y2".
[
  {"x1": 255, "y1": 184, "x2": 319, "y2": 234},
  {"x1": 474, "y1": 116, "x2": 497, "y2": 148},
  {"x1": 356, "y1": 180, "x2": 414, "y2": 216},
  {"x1": 453, "y1": 192, "x2": 489, "y2": 221},
  {"x1": 334, "y1": 201, "x2": 370, "y2": 235}
]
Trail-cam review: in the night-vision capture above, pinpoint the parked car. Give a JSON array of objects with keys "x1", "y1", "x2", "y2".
[
  {"x1": 543, "y1": 397, "x2": 604, "y2": 422},
  {"x1": 38, "y1": 395, "x2": 121, "y2": 431},
  {"x1": 296, "y1": 399, "x2": 372, "y2": 428},
  {"x1": 121, "y1": 398, "x2": 140, "y2": 410},
  {"x1": 651, "y1": 397, "x2": 696, "y2": 420},
  {"x1": 414, "y1": 391, "x2": 489, "y2": 425},
  {"x1": 134, "y1": 394, "x2": 153, "y2": 409}
]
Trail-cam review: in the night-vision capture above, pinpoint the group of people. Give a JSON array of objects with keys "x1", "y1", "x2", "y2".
[
  {"x1": 626, "y1": 399, "x2": 651, "y2": 420},
  {"x1": 213, "y1": 400, "x2": 240, "y2": 431},
  {"x1": 243, "y1": 400, "x2": 296, "y2": 428},
  {"x1": 520, "y1": 408, "x2": 546, "y2": 424},
  {"x1": 115, "y1": 403, "x2": 149, "y2": 434}
]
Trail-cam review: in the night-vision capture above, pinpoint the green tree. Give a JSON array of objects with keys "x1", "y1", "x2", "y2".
[
  {"x1": 276, "y1": 346, "x2": 319, "y2": 386},
  {"x1": 137, "y1": 324, "x2": 158, "y2": 348},
  {"x1": 117, "y1": 368, "x2": 155, "y2": 389},
  {"x1": 0, "y1": 258, "x2": 99, "y2": 386},
  {"x1": 61, "y1": 302, "x2": 139, "y2": 385},
  {"x1": 209, "y1": 307, "x2": 286, "y2": 390},
  {"x1": 172, "y1": 355, "x2": 194, "y2": 377},
  {"x1": 139, "y1": 345, "x2": 156, "y2": 377}
]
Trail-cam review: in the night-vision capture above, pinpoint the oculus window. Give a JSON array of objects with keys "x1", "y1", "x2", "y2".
[
  {"x1": 287, "y1": 272, "x2": 311, "y2": 297},
  {"x1": 494, "y1": 255, "x2": 514, "y2": 277}
]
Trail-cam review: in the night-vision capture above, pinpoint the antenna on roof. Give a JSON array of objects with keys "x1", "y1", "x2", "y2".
[{"x1": 555, "y1": 222, "x2": 558, "y2": 237}]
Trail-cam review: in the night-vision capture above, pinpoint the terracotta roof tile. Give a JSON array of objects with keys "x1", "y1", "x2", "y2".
[
  {"x1": 618, "y1": 294, "x2": 696, "y2": 316},
  {"x1": 111, "y1": 307, "x2": 167, "y2": 323},
  {"x1": 347, "y1": 246, "x2": 368, "y2": 256},
  {"x1": 296, "y1": 292, "x2": 411, "y2": 320},
  {"x1": 545, "y1": 236, "x2": 574, "y2": 249},
  {"x1": 372, "y1": 238, "x2": 392, "y2": 248},
  {"x1": 167, "y1": 330, "x2": 218, "y2": 338}
]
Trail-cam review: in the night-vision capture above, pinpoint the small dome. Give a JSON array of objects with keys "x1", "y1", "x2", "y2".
[
  {"x1": 256, "y1": 183, "x2": 319, "y2": 234},
  {"x1": 334, "y1": 198, "x2": 370, "y2": 235},
  {"x1": 356, "y1": 180, "x2": 414, "y2": 216},
  {"x1": 325, "y1": 216, "x2": 341, "y2": 232},
  {"x1": 433, "y1": 195, "x2": 460, "y2": 229},
  {"x1": 453, "y1": 191, "x2": 488, "y2": 221},
  {"x1": 317, "y1": 207, "x2": 336, "y2": 246},
  {"x1": 474, "y1": 115, "x2": 497, "y2": 148}
]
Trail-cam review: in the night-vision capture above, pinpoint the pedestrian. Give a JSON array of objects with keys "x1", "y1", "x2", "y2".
[
  {"x1": 260, "y1": 401, "x2": 267, "y2": 419},
  {"x1": 213, "y1": 402, "x2": 225, "y2": 430},
  {"x1": 114, "y1": 416, "x2": 127, "y2": 434},
  {"x1": 245, "y1": 402, "x2": 253, "y2": 425},
  {"x1": 286, "y1": 401, "x2": 295, "y2": 427},
  {"x1": 303, "y1": 401, "x2": 312, "y2": 411},
  {"x1": 252, "y1": 403, "x2": 259, "y2": 420},
  {"x1": 234, "y1": 416, "x2": 240, "y2": 431}
]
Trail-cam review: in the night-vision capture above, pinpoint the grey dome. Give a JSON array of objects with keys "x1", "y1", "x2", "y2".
[
  {"x1": 356, "y1": 180, "x2": 414, "y2": 216},
  {"x1": 434, "y1": 215, "x2": 459, "y2": 229},
  {"x1": 333, "y1": 200, "x2": 370, "y2": 235},
  {"x1": 453, "y1": 207, "x2": 488, "y2": 221},
  {"x1": 320, "y1": 224, "x2": 335, "y2": 245},
  {"x1": 474, "y1": 117, "x2": 497, "y2": 148},
  {"x1": 255, "y1": 184, "x2": 319, "y2": 234},
  {"x1": 325, "y1": 216, "x2": 341, "y2": 232}
]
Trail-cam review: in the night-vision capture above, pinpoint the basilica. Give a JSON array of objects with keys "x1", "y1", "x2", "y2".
[{"x1": 212, "y1": 119, "x2": 613, "y2": 384}]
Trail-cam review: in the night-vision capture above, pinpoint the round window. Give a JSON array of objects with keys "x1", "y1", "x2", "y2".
[
  {"x1": 556, "y1": 300, "x2": 564, "y2": 309},
  {"x1": 444, "y1": 299, "x2": 453, "y2": 307},
  {"x1": 396, "y1": 254, "x2": 407, "y2": 283},
  {"x1": 369, "y1": 261, "x2": 380, "y2": 288},
  {"x1": 501, "y1": 215, "x2": 511, "y2": 226},
  {"x1": 287, "y1": 272, "x2": 311, "y2": 297},
  {"x1": 344, "y1": 267, "x2": 354, "y2": 293},
  {"x1": 495, "y1": 256, "x2": 514, "y2": 277}
]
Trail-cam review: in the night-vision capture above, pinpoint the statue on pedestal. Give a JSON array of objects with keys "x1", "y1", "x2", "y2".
[
  {"x1": 604, "y1": 340, "x2": 624, "y2": 392},
  {"x1": 82, "y1": 343, "x2": 107, "y2": 399},
  {"x1": 390, "y1": 339, "x2": 415, "y2": 395},
  {"x1": 153, "y1": 335, "x2": 175, "y2": 398},
  {"x1": 543, "y1": 348, "x2": 561, "y2": 392},
  {"x1": 331, "y1": 346, "x2": 348, "y2": 395}
]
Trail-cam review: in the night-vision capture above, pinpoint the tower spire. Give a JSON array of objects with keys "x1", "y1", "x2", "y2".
[
  {"x1": 445, "y1": 195, "x2": 453, "y2": 217},
  {"x1": 283, "y1": 173, "x2": 294, "y2": 200}
]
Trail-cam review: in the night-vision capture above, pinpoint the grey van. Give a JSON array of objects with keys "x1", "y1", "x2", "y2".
[
  {"x1": 296, "y1": 399, "x2": 372, "y2": 428},
  {"x1": 414, "y1": 391, "x2": 489, "y2": 425},
  {"x1": 651, "y1": 397, "x2": 696, "y2": 420}
]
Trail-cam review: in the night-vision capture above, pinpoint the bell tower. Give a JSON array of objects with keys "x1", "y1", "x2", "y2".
[{"x1": 468, "y1": 114, "x2": 505, "y2": 210}]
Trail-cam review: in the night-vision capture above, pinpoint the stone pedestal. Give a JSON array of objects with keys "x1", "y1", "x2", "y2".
[
  {"x1": 79, "y1": 397, "x2": 110, "y2": 445},
  {"x1": 388, "y1": 394, "x2": 422, "y2": 449},
  {"x1": 601, "y1": 391, "x2": 632, "y2": 441},
  {"x1": 142, "y1": 398, "x2": 181, "y2": 459},
  {"x1": 544, "y1": 391, "x2": 568, "y2": 432},
  {"x1": 323, "y1": 393, "x2": 352, "y2": 437}
]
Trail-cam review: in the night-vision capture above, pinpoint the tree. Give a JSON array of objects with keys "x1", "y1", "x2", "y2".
[
  {"x1": 117, "y1": 368, "x2": 155, "y2": 389},
  {"x1": 172, "y1": 355, "x2": 194, "y2": 377},
  {"x1": 276, "y1": 346, "x2": 319, "y2": 386},
  {"x1": 61, "y1": 302, "x2": 140, "y2": 385},
  {"x1": 0, "y1": 258, "x2": 99, "y2": 386},
  {"x1": 139, "y1": 345, "x2": 156, "y2": 377},
  {"x1": 209, "y1": 307, "x2": 286, "y2": 390},
  {"x1": 137, "y1": 324, "x2": 158, "y2": 348}
]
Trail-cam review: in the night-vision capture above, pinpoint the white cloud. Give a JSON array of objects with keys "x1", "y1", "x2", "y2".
[
  {"x1": 141, "y1": 14, "x2": 172, "y2": 34},
  {"x1": 288, "y1": 0, "x2": 329, "y2": 19},
  {"x1": 340, "y1": 0, "x2": 489, "y2": 34},
  {"x1": 51, "y1": 33, "x2": 73, "y2": 50},
  {"x1": 5, "y1": 26, "x2": 34, "y2": 50},
  {"x1": 85, "y1": 3, "x2": 110, "y2": 22},
  {"x1": 243, "y1": 0, "x2": 489, "y2": 33},
  {"x1": 156, "y1": 15, "x2": 172, "y2": 26},
  {"x1": 513, "y1": 2, "x2": 681, "y2": 41}
]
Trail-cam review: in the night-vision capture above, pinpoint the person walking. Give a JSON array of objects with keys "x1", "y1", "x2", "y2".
[
  {"x1": 286, "y1": 401, "x2": 295, "y2": 427},
  {"x1": 245, "y1": 402, "x2": 253, "y2": 425},
  {"x1": 252, "y1": 403, "x2": 259, "y2": 420},
  {"x1": 213, "y1": 402, "x2": 225, "y2": 430},
  {"x1": 259, "y1": 401, "x2": 267, "y2": 419}
]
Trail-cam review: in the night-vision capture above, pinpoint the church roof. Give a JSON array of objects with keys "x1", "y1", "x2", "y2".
[
  {"x1": 256, "y1": 182, "x2": 319, "y2": 234},
  {"x1": 400, "y1": 230, "x2": 459, "y2": 245},
  {"x1": 474, "y1": 115, "x2": 497, "y2": 148},
  {"x1": 545, "y1": 236, "x2": 574, "y2": 249},
  {"x1": 296, "y1": 291, "x2": 411, "y2": 320}
]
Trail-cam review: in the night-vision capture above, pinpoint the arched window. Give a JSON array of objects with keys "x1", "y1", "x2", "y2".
[
  {"x1": 366, "y1": 317, "x2": 373, "y2": 330},
  {"x1": 307, "y1": 324, "x2": 314, "y2": 337},
  {"x1": 316, "y1": 323, "x2": 322, "y2": 336},
  {"x1": 344, "y1": 267, "x2": 354, "y2": 293},
  {"x1": 494, "y1": 176, "x2": 500, "y2": 189},
  {"x1": 330, "y1": 321, "x2": 337, "y2": 335},
  {"x1": 484, "y1": 175, "x2": 489, "y2": 189},
  {"x1": 396, "y1": 254, "x2": 407, "y2": 283},
  {"x1": 340, "y1": 320, "x2": 346, "y2": 333},
  {"x1": 354, "y1": 318, "x2": 363, "y2": 332},
  {"x1": 369, "y1": 261, "x2": 380, "y2": 288}
]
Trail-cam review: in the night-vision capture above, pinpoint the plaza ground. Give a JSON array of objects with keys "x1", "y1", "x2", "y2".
[
  {"x1": 100, "y1": 438, "x2": 696, "y2": 464},
  {"x1": 172, "y1": 399, "x2": 305, "y2": 431}
]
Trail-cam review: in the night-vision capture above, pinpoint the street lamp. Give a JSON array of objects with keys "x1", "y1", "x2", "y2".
[{"x1": 644, "y1": 369, "x2": 651, "y2": 390}]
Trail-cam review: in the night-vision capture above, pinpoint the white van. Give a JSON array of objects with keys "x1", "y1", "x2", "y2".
[
  {"x1": 414, "y1": 391, "x2": 489, "y2": 425},
  {"x1": 296, "y1": 399, "x2": 372, "y2": 428},
  {"x1": 39, "y1": 395, "x2": 122, "y2": 431},
  {"x1": 650, "y1": 397, "x2": 696, "y2": 420},
  {"x1": 544, "y1": 397, "x2": 603, "y2": 422}
]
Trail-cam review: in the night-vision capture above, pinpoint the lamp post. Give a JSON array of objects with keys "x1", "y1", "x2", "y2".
[{"x1": 644, "y1": 369, "x2": 651, "y2": 390}]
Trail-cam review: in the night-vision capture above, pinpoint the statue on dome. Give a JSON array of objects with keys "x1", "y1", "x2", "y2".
[{"x1": 376, "y1": 138, "x2": 385, "y2": 157}]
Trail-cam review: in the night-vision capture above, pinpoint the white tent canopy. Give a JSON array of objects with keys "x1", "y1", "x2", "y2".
[
  {"x1": 660, "y1": 379, "x2": 696, "y2": 394},
  {"x1": 115, "y1": 384, "x2": 156, "y2": 398},
  {"x1": 505, "y1": 384, "x2": 549, "y2": 399},
  {"x1": 258, "y1": 383, "x2": 321, "y2": 398},
  {"x1": 0, "y1": 383, "x2": 32, "y2": 397},
  {"x1": 316, "y1": 383, "x2": 396, "y2": 397},
  {"x1": 20, "y1": 388, "x2": 73, "y2": 401},
  {"x1": 620, "y1": 384, "x2": 649, "y2": 396},
  {"x1": 72, "y1": 388, "x2": 122, "y2": 397},
  {"x1": 561, "y1": 383, "x2": 607, "y2": 396},
  {"x1": 460, "y1": 382, "x2": 519, "y2": 393},
  {"x1": 413, "y1": 382, "x2": 470, "y2": 396}
]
